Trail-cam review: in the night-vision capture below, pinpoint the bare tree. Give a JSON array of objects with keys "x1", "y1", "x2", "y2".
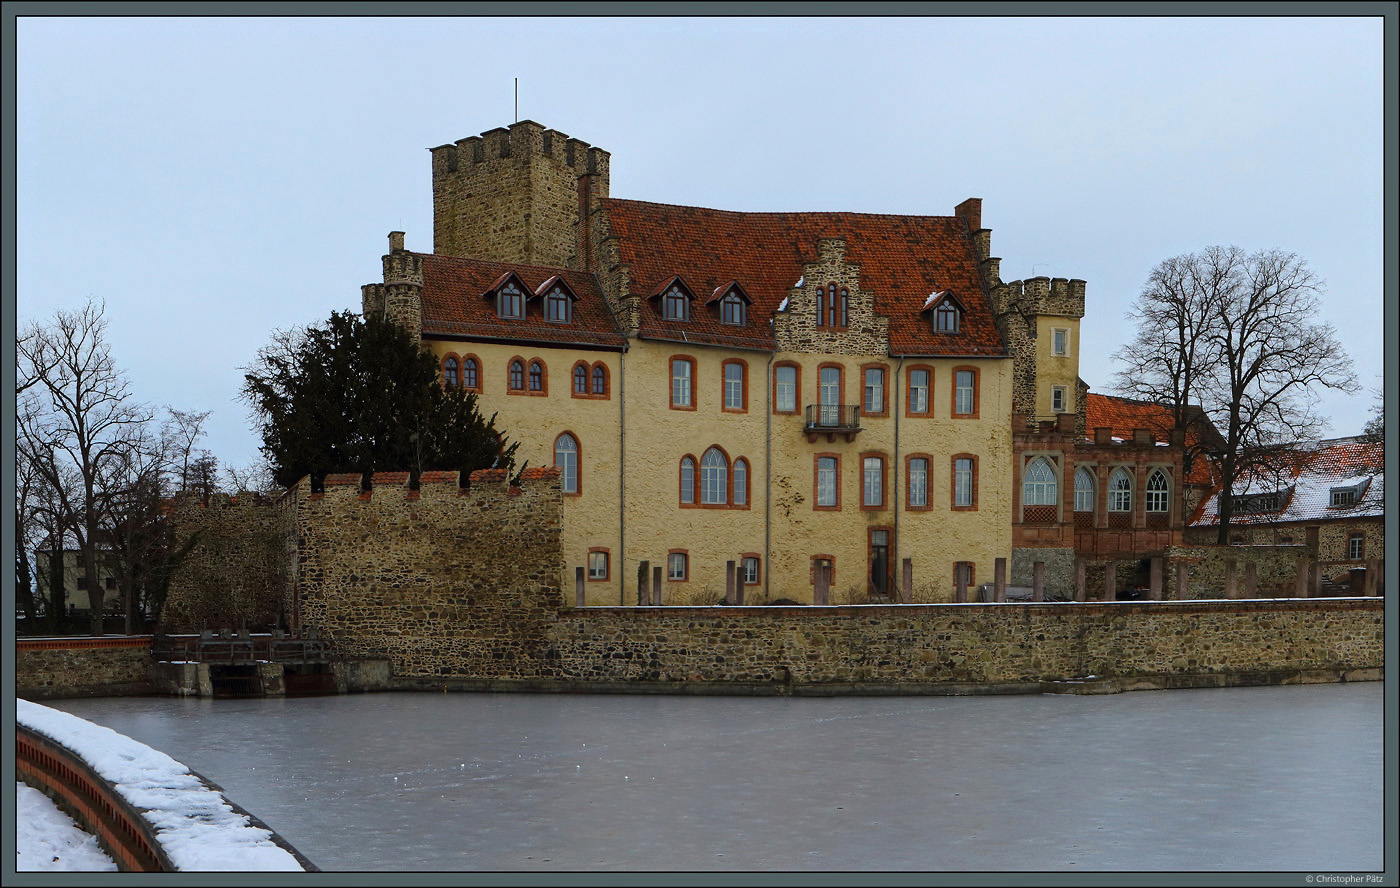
[
  {"x1": 1113, "y1": 247, "x2": 1357, "y2": 543},
  {"x1": 17, "y1": 300, "x2": 154, "y2": 635}
]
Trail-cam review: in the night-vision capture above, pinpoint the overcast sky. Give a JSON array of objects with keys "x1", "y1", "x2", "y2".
[{"x1": 14, "y1": 14, "x2": 1387, "y2": 476}]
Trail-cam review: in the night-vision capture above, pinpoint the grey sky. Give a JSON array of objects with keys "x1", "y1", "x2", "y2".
[{"x1": 15, "y1": 14, "x2": 1386, "y2": 475}]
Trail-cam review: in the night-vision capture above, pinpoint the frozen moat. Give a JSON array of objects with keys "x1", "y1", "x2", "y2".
[{"x1": 50, "y1": 682, "x2": 1384, "y2": 872}]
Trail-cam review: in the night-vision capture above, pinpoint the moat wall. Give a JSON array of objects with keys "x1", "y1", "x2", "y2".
[{"x1": 156, "y1": 469, "x2": 1385, "y2": 694}]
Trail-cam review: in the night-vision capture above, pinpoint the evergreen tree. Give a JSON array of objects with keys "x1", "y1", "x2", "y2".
[{"x1": 243, "y1": 311, "x2": 516, "y2": 489}]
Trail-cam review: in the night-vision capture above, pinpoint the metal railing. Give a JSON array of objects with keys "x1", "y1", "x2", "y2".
[{"x1": 804, "y1": 404, "x2": 862, "y2": 431}]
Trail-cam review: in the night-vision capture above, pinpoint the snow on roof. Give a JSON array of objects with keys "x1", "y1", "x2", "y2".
[
  {"x1": 777, "y1": 295, "x2": 789, "y2": 312},
  {"x1": 17, "y1": 700, "x2": 306, "y2": 872},
  {"x1": 1191, "y1": 436, "x2": 1384, "y2": 526},
  {"x1": 923, "y1": 289, "x2": 949, "y2": 310}
]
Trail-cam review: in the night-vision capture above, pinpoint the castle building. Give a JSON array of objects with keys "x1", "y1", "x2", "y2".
[{"x1": 362, "y1": 120, "x2": 1188, "y2": 603}]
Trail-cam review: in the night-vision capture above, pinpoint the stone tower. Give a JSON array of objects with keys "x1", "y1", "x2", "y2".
[
  {"x1": 428, "y1": 120, "x2": 611, "y2": 270},
  {"x1": 963, "y1": 198, "x2": 1087, "y2": 433}
]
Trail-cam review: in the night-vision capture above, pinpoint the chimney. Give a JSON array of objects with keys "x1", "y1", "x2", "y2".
[{"x1": 389, "y1": 231, "x2": 405, "y2": 253}]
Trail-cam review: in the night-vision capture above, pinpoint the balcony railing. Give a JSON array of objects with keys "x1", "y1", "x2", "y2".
[{"x1": 804, "y1": 404, "x2": 863, "y2": 442}]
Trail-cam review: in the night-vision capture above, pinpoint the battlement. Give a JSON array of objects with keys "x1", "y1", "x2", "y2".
[
  {"x1": 996, "y1": 276, "x2": 1086, "y2": 319},
  {"x1": 430, "y1": 120, "x2": 611, "y2": 179},
  {"x1": 295, "y1": 467, "x2": 563, "y2": 498}
]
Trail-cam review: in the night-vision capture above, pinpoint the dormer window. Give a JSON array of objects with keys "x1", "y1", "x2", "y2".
[
  {"x1": 664, "y1": 285, "x2": 689, "y2": 321},
  {"x1": 497, "y1": 282, "x2": 524, "y2": 319},
  {"x1": 935, "y1": 300, "x2": 960, "y2": 333},
  {"x1": 544, "y1": 286, "x2": 571, "y2": 323},
  {"x1": 1329, "y1": 478, "x2": 1369, "y2": 508},
  {"x1": 721, "y1": 293, "x2": 746, "y2": 326}
]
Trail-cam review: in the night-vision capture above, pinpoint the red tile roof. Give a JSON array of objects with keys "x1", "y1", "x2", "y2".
[
  {"x1": 417, "y1": 253, "x2": 628, "y2": 349},
  {"x1": 603, "y1": 199, "x2": 1005, "y2": 356},
  {"x1": 1190, "y1": 436, "x2": 1384, "y2": 526},
  {"x1": 1084, "y1": 393, "x2": 1220, "y2": 486}
]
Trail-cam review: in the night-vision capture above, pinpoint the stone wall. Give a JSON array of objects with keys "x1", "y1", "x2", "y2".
[
  {"x1": 162, "y1": 491, "x2": 294, "y2": 633},
  {"x1": 16, "y1": 638, "x2": 154, "y2": 699},
  {"x1": 543, "y1": 599, "x2": 1380, "y2": 688},
  {"x1": 293, "y1": 468, "x2": 564, "y2": 678},
  {"x1": 1163, "y1": 544, "x2": 1306, "y2": 599}
]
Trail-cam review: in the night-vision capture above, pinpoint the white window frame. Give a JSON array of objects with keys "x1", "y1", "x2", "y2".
[{"x1": 908, "y1": 457, "x2": 928, "y2": 508}]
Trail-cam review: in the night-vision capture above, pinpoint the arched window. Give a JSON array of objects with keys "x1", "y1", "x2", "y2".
[
  {"x1": 1108, "y1": 468, "x2": 1133, "y2": 512},
  {"x1": 664, "y1": 285, "x2": 689, "y2": 321},
  {"x1": 591, "y1": 364, "x2": 607, "y2": 395},
  {"x1": 732, "y1": 458, "x2": 748, "y2": 507},
  {"x1": 508, "y1": 360, "x2": 525, "y2": 391},
  {"x1": 679, "y1": 457, "x2": 696, "y2": 505},
  {"x1": 1074, "y1": 467, "x2": 1096, "y2": 513},
  {"x1": 498, "y1": 282, "x2": 524, "y2": 319},
  {"x1": 443, "y1": 357, "x2": 459, "y2": 389},
  {"x1": 701, "y1": 447, "x2": 728, "y2": 505},
  {"x1": 528, "y1": 360, "x2": 544, "y2": 393},
  {"x1": 1146, "y1": 469, "x2": 1170, "y2": 513},
  {"x1": 554, "y1": 433, "x2": 578, "y2": 495},
  {"x1": 462, "y1": 357, "x2": 479, "y2": 391},
  {"x1": 544, "y1": 286, "x2": 570, "y2": 323},
  {"x1": 573, "y1": 363, "x2": 588, "y2": 395},
  {"x1": 935, "y1": 300, "x2": 960, "y2": 332},
  {"x1": 1022, "y1": 458, "x2": 1058, "y2": 506}
]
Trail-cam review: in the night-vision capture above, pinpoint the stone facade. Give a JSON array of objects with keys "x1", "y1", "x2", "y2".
[
  {"x1": 292, "y1": 469, "x2": 563, "y2": 677},
  {"x1": 429, "y1": 121, "x2": 610, "y2": 271},
  {"x1": 16, "y1": 638, "x2": 154, "y2": 699},
  {"x1": 771, "y1": 239, "x2": 890, "y2": 356}
]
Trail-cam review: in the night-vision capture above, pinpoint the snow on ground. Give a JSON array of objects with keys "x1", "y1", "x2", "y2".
[
  {"x1": 16, "y1": 699, "x2": 305, "y2": 872},
  {"x1": 14, "y1": 782, "x2": 119, "y2": 872}
]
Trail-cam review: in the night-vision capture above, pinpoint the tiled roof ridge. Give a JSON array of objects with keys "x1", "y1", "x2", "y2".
[{"x1": 604, "y1": 196, "x2": 963, "y2": 224}]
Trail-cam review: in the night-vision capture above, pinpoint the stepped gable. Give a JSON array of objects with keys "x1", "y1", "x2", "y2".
[
  {"x1": 603, "y1": 199, "x2": 1003, "y2": 356},
  {"x1": 417, "y1": 253, "x2": 628, "y2": 348},
  {"x1": 1085, "y1": 393, "x2": 1219, "y2": 486}
]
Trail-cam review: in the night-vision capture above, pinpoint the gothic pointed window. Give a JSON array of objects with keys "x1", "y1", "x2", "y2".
[
  {"x1": 528, "y1": 360, "x2": 545, "y2": 393},
  {"x1": 592, "y1": 364, "x2": 607, "y2": 396},
  {"x1": 701, "y1": 447, "x2": 728, "y2": 505},
  {"x1": 1022, "y1": 458, "x2": 1058, "y2": 506},
  {"x1": 462, "y1": 357, "x2": 479, "y2": 391},
  {"x1": 1146, "y1": 469, "x2": 1169, "y2": 513},
  {"x1": 573, "y1": 363, "x2": 588, "y2": 395},
  {"x1": 1074, "y1": 467, "x2": 1095, "y2": 513},
  {"x1": 1108, "y1": 468, "x2": 1133, "y2": 513},
  {"x1": 443, "y1": 357, "x2": 459, "y2": 389},
  {"x1": 508, "y1": 360, "x2": 525, "y2": 392},
  {"x1": 679, "y1": 456, "x2": 696, "y2": 505}
]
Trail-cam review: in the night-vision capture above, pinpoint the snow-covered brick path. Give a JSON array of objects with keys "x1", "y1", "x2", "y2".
[{"x1": 16, "y1": 699, "x2": 306, "y2": 872}]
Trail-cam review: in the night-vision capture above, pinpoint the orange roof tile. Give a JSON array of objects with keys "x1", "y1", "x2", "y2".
[
  {"x1": 1084, "y1": 393, "x2": 1220, "y2": 486},
  {"x1": 603, "y1": 199, "x2": 1005, "y2": 357},
  {"x1": 418, "y1": 254, "x2": 628, "y2": 350}
]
